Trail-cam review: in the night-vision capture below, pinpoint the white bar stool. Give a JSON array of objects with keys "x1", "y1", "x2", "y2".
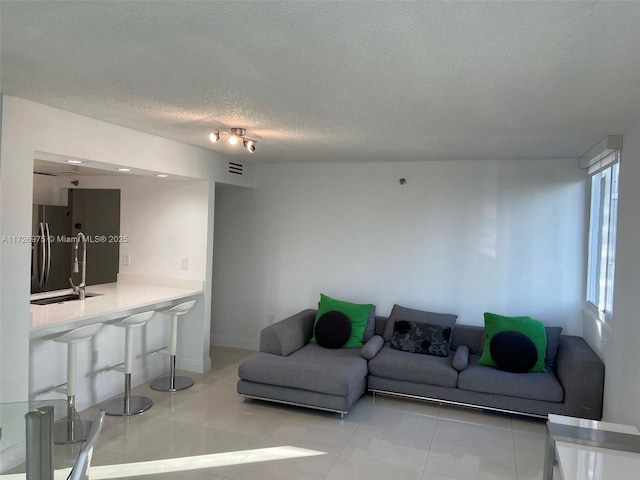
[
  {"x1": 101, "y1": 311, "x2": 155, "y2": 416},
  {"x1": 50, "y1": 322, "x2": 104, "y2": 444},
  {"x1": 150, "y1": 299, "x2": 197, "y2": 392}
]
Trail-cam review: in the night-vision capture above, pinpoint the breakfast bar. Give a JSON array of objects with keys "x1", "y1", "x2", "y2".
[
  {"x1": 0, "y1": 277, "x2": 207, "y2": 475},
  {"x1": 30, "y1": 278, "x2": 203, "y2": 337},
  {"x1": 28, "y1": 276, "x2": 207, "y2": 420}
]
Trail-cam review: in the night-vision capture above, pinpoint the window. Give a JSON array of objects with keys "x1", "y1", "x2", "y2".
[{"x1": 586, "y1": 151, "x2": 620, "y2": 320}]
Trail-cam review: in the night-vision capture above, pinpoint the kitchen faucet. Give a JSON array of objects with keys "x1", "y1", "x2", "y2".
[{"x1": 69, "y1": 232, "x2": 87, "y2": 300}]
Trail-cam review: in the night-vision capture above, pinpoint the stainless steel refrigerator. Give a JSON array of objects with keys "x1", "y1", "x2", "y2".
[{"x1": 31, "y1": 205, "x2": 73, "y2": 294}]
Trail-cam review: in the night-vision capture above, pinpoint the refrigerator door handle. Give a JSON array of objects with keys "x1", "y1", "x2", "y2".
[
  {"x1": 44, "y1": 223, "x2": 52, "y2": 290},
  {"x1": 38, "y1": 222, "x2": 46, "y2": 290}
]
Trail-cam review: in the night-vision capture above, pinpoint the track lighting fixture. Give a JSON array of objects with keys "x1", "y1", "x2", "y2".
[{"x1": 208, "y1": 127, "x2": 257, "y2": 153}]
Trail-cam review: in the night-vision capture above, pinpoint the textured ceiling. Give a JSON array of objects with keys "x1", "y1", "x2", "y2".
[{"x1": 1, "y1": 1, "x2": 639, "y2": 163}]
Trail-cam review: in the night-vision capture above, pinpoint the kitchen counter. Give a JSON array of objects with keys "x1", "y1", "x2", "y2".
[{"x1": 30, "y1": 280, "x2": 203, "y2": 337}]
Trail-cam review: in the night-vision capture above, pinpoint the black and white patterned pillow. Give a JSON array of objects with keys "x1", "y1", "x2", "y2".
[{"x1": 390, "y1": 320, "x2": 452, "y2": 357}]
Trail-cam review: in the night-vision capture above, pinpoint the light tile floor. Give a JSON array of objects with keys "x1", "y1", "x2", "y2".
[{"x1": 69, "y1": 347, "x2": 548, "y2": 480}]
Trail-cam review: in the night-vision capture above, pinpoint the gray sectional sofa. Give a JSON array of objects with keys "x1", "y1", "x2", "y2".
[{"x1": 237, "y1": 308, "x2": 605, "y2": 419}]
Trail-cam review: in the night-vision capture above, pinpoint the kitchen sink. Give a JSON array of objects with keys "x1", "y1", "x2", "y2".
[{"x1": 30, "y1": 293, "x2": 100, "y2": 305}]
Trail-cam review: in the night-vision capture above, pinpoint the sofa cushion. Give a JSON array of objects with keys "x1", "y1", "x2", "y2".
[
  {"x1": 383, "y1": 304, "x2": 457, "y2": 342},
  {"x1": 478, "y1": 313, "x2": 547, "y2": 373},
  {"x1": 314, "y1": 311, "x2": 351, "y2": 349},
  {"x1": 368, "y1": 345, "x2": 458, "y2": 388},
  {"x1": 311, "y1": 294, "x2": 374, "y2": 348},
  {"x1": 390, "y1": 321, "x2": 452, "y2": 357},
  {"x1": 458, "y1": 354, "x2": 564, "y2": 402},
  {"x1": 238, "y1": 343, "x2": 368, "y2": 396}
]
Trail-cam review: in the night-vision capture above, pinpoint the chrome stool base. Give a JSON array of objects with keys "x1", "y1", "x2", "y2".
[
  {"x1": 101, "y1": 395, "x2": 153, "y2": 416},
  {"x1": 54, "y1": 418, "x2": 92, "y2": 444},
  {"x1": 150, "y1": 375, "x2": 194, "y2": 392}
]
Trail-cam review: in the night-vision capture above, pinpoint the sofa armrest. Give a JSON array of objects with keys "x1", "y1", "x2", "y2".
[
  {"x1": 555, "y1": 335, "x2": 605, "y2": 419},
  {"x1": 259, "y1": 309, "x2": 317, "y2": 356},
  {"x1": 361, "y1": 335, "x2": 384, "y2": 360},
  {"x1": 452, "y1": 345, "x2": 470, "y2": 372}
]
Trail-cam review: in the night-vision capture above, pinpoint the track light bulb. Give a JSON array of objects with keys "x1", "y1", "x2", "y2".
[
  {"x1": 244, "y1": 139, "x2": 256, "y2": 153},
  {"x1": 229, "y1": 127, "x2": 245, "y2": 144},
  {"x1": 209, "y1": 131, "x2": 220, "y2": 143}
]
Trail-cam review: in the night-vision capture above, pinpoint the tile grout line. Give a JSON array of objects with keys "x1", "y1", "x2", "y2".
[{"x1": 511, "y1": 419, "x2": 520, "y2": 480}]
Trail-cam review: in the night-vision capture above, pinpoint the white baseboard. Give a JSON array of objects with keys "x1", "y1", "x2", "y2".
[
  {"x1": 73, "y1": 355, "x2": 211, "y2": 411},
  {"x1": 32, "y1": 356, "x2": 211, "y2": 417},
  {"x1": 75, "y1": 360, "x2": 167, "y2": 412},
  {"x1": 202, "y1": 357, "x2": 212, "y2": 373},
  {"x1": 211, "y1": 335, "x2": 258, "y2": 351},
  {"x1": 176, "y1": 356, "x2": 211, "y2": 374}
]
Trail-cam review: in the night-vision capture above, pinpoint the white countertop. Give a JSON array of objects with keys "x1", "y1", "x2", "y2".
[
  {"x1": 548, "y1": 414, "x2": 640, "y2": 480},
  {"x1": 556, "y1": 441, "x2": 640, "y2": 480},
  {"x1": 548, "y1": 414, "x2": 640, "y2": 435},
  {"x1": 30, "y1": 281, "x2": 203, "y2": 335}
]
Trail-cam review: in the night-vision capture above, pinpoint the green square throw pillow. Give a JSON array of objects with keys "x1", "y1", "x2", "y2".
[
  {"x1": 310, "y1": 293, "x2": 374, "y2": 348},
  {"x1": 477, "y1": 312, "x2": 548, "y2": 373}
]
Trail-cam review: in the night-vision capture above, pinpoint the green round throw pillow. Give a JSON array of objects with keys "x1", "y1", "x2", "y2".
[
  {"x1": 310, "y1": 293, "x2": 373, "y2": 348},
  {"x1": 477, "y1": 312, "x2": 547, "y2": 373}
]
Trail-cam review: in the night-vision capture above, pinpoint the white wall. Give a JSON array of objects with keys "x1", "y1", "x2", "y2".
[
  {"x1": 583, "y1": 121, "x2": 640, "y2": 426},
  {"x1": 0, "y1": 95, "x2": 254, "y2": 402},
  {"x1": 33, "y1": 173, "x2": 59, "y2": 205},
  {"x1": 212, "y1": 159, "x2": 586, "y2": 350}
]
